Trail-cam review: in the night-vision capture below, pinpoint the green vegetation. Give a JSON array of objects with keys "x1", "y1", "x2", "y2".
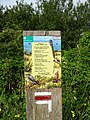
[
  {"x1": 62, "y1": 32, "x2": 90, "y2": 119},
  {"x1": 0, "y1": 29, "x2": 25, "y2": 119},
  {"x1": 0, "y1": 0, "x2": 90, "y2": 119}
]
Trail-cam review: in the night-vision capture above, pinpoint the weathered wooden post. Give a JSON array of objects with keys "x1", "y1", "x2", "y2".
[{"x1": 23, "y1": 31, "x2": 62, "y2": 120}]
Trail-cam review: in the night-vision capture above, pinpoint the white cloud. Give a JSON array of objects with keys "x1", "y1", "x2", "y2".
[
  {"x1": 0, "y1": 0, "x2": 87, "y2": 7},
  {"x1": 73, "y1": 0, "x2": 86, "y2": 5}
]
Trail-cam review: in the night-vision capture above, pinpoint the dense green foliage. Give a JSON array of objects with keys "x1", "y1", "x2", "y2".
[
  {"x1": 0, "y1": 29, "x2": 26, "y2": 119},
  {"x1": 0, "y1": 0, "x2": 90, "y2": 119},
  {"x1": 0, "y1": 0, "x2": 90, "y2": 49},
  {"x1": 62, "y1": 32, "x2": 90, "y2": 119}
]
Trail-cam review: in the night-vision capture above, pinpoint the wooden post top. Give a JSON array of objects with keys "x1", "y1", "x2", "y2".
[{"x1": 23, "y1": 31, "x2": 61, "y2": 36}]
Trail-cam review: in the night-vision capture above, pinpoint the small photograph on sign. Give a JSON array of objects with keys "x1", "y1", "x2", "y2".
[{"x1": 23, "y1": 35, "x2": 61, "y2": 89}]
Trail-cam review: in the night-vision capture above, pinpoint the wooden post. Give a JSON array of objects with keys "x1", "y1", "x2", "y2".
[
  {"x1": 26, "y1": 88, "x2": 62, "y2": 120},
  {"x1": 24, "y1": 31, "x2": 62, "y2": 120}
]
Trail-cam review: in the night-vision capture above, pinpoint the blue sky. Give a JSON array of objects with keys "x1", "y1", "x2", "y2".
[{"x1": 0, "y1": 0, "x2": 87, "y2": 7}]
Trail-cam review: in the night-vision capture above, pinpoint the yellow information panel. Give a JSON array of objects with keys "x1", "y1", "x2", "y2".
[{"x1": 23, "y1": 35, "x2": 61, "y2": 88}]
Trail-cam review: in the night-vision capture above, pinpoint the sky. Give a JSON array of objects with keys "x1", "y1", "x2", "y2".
[{"x1": 0, "y1": 0, "x2": 87, "y2": 7}]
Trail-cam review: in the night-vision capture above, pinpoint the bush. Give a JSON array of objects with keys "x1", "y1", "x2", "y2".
[
  {"x1": 62, "y1": 32, "x2": 90, "y2": 120},
  {"x1": 0, "y1": 29, "x2": 26, "y2": 120}
]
